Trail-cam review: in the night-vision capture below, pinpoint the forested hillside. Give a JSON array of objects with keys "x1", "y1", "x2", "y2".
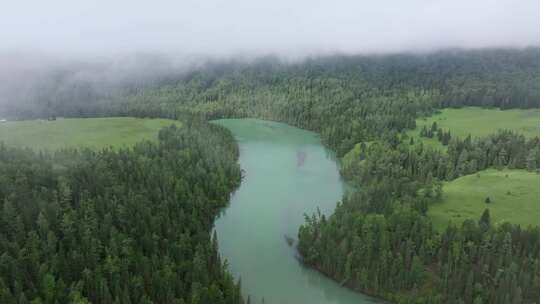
[
  {"x1": 3, "y1": 48, "x2": 540, "y2": 303},
  {"x1": 6, "y1": 48, "x2": 540, "y2": 156},
  {"x1": 120, "y1": 48, "x2": 540, "y2": 155},
  {"x1": 0, "y1": 120, "x2": 244, "y2": 303}
]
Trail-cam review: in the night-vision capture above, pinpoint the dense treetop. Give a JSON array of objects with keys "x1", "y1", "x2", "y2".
[{"x1": 0, "y1": 120, "x2": 244, "y2": 304}]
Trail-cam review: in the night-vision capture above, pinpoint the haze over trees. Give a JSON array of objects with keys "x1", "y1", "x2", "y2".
[{"x1": 4, "y1": 48, "x2": 540, "y2": 154}]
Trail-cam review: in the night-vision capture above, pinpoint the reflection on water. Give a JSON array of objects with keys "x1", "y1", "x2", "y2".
[
  {"x1": 213, "y1": 119, "x2": 379, "y2": 304},
  {"x1": 297, "y1": 150, "x2": 307, "y2": 167}
]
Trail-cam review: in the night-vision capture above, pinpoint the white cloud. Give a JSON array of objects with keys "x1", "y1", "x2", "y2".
[{"x1": 0, "y1": 0, "x2": 539, "y2": 57}]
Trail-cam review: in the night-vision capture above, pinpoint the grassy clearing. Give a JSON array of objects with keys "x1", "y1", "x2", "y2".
[
  {"x1": 406, "y1": 107, "x2": 540, "y2": 151},
  {"x1": 428, "y1": 169, "x2": 540, "y2": 231},
  {"x1": 0, "y1": 117, "x2": 179, "y2": 150}
]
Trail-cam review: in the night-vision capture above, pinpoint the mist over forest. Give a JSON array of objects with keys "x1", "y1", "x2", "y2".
[
  {"x1": 2, "y1": 47, "x2": 540, "y2": 122},
  {"x1": 2, "y1": 0, "x2": 540, "y2": 118}
]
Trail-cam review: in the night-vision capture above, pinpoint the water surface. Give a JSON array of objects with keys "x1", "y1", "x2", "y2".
[{"x1": 214, "y1": 119, "x2": 378, "y2": 304}]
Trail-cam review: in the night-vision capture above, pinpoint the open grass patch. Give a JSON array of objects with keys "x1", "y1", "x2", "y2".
[
  {"x1": 0, "y1": 117, "x2": 179, "y2": 150},
  {"x1": 406, "y1": 107, "x2": 540, "y2": 151},
  {"x1": 428, "y1": 169, "x2": 540, "y2": 231}
]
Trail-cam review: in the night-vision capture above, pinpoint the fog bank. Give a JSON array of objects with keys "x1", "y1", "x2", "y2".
[{"x1": 2, "y1": 1, "x2": 540, "y2": 57}]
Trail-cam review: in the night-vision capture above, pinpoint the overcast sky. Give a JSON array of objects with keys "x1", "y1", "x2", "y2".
[{"x1": 1, "y1": 0, "x2": 540, "y2": 58}]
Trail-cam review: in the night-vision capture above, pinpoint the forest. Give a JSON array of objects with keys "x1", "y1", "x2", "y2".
[
  {"x1": 2, "y1": 48, "x2": 540, "y2": 303},
  {"x1": 0, "y1": 120, "x2": 243, "y2": 303},
  {"x1": 299, "y1": 132, "x2": 540, "y2": 303}
]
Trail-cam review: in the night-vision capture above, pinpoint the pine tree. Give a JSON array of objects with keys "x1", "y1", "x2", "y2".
[
  {"x1": 479, "y1": 209, "x2": 491, "y2": 230},
  {"x1": 410, "y1": 256, "x2": 425, "y2": 287},
  {"x1": 431, "y1": 121, "x2": 438, "y2": 133},
  {"x1": 526, "y1": 148, "x2": 538, "y2": 171}
]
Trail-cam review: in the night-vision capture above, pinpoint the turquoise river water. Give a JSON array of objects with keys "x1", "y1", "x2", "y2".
[{"x1": 213, "y1": 119, "x2": 380, "y2": 304}]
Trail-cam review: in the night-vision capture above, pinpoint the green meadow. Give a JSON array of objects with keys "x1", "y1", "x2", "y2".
[
  {"x1": 429, "y1": 169, "x2": 540, "y2": 230},
  {"x1": 0, "y1": 117, "x2": 179, "y2": 150},
  {"x1": 407, "y1": 107, "x2": 540, "y2": 150}
]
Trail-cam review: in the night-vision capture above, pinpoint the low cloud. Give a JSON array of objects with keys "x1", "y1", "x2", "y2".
[{"x1": 1, "y1": 0, "x2": 539, "y2": 58}]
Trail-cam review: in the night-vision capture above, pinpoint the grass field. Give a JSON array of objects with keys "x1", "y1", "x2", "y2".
[
  {"x1": 406, "y1": 107, "x2": 540, "y2": 150},
  {"x1": 428, "y1": 169, "x2": 540, "y2": 230},
  {"x1": 0, "y1": 117, "x2": 179, "y2": 150}
]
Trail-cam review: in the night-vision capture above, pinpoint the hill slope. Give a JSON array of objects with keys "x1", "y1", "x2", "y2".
[{"x1": 429, "y1": 169, "x2": 540, "y2": 230}]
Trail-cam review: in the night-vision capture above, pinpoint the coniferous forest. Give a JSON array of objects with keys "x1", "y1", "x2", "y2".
[
  {"x1": 0, "y1": 121, "x2": 243, "y2": 303},
  {"x1": 2, "y1": 48, "x2": 540, "y2": 303}
]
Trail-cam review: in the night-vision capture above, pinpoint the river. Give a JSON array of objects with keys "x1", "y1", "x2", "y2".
[{"x1": 213, "y1": 119, "x2": 379, "y2": 304}]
